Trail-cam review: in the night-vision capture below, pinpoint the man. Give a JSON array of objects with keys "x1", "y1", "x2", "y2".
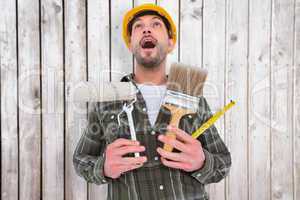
[{"x1": 73, "y1": 4, "x2": 231, "y2": 200}]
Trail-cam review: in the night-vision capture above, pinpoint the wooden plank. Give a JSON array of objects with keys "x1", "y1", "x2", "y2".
[
  {"x1": 0, "y1": 1, "x2": 18, "y2": 200},
  {"x1": 64, "y1": 0, "x2": 88, "y2": 199},
  {"x1": 110, "y1": 1, "x2": 133, "y2": 81},
  {"x1": 87, "y1": 0, "x2": 110, "y2": 199},
  {"x1": 270, "y1": 0, "x2": 294, "y2": 199},
  {"x1": 17, "y1": 0, "x2": 41, "y2": 199},
  {"x1": 225, "y1": 0, "x2": 249, "y2": 199},
  {"x1": 157, "y1": 0, "x2": 179, "y2": 68},
  {"x1": 134, "y1": 0, "x2": 156, "y2": 6},
  {"x1": 248, "y1": 0, "x2": 272, "y2": 199},
  {"x1": 294, "y1": 0, "x2": 300, "y2": 199},
  {"x1": 202, "y1": 0, "x2": 226, "y2": 199},
  {"x1": 40, "y1": 0, "x2": 64, "y2": 200},
  {"x1": 180, "y1": 0, "x2": 203, "y2": 66}
]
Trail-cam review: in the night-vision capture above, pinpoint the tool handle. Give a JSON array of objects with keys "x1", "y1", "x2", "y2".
[
  {"x1": 126, "y1": 111, "x2": 140, "y2": 157},
  {"x1": 163, "y1": 104, "x2": 193, "y2": 152},
  {"x1": 192, "y1": 100, "x2": 236, "y2": 139}
]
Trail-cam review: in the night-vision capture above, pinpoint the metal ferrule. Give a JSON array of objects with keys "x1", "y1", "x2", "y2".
[{"x1": 162, "y1": 90, "x2": 200, "y2": 111}]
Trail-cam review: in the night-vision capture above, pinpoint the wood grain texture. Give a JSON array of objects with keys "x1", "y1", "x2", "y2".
[
  {"x1": 180, "y1": 0, "x2": 203, "y2": 66},
  {"x1": 110, "y1": 0, "x2": 133, "y2": 81},
  {"x1": 294, "y1": 0, "x2": 300, "y2": 199},
  {"x1": 271, "y1": 0, "x2": 294, "y2": 199},
  {"x1": 0, "y1": 0, "x2": 18, "y2": 200},
  {"x1": 40, "y1": 0, "x2": 64, "y2": 200},
  {"x1": 17, "y1": 0, "x2": 42, "y2": 199},
  {"x1": 157, "y1": 0, "x2": 179, "y2": 68},
  {"x1": 0, "y1": 1, "x2": 299, "y2": 200},
  {"x1": 87, "y1": 0, "x2": 110, "y2": 199},
  {"x1": 64, "y1": 0, "x2": 88, "y2": 199},
  {"x1": 134, "y1": 0, "x2": 156, "y2": 6},
  {"x1": 248, "y1": 0, "x2": 272, "y2": 199},
  {"x1": 202, "y1": 0, "x2": 226, "y2": 199},
  {"x1": 225, "y1": 0, "x2": 249, "y2": 199}
]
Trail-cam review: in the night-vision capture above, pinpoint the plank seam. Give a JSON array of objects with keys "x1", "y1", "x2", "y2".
[
  {"x1": 178, "y1": 0, "x2": 181, "y2": 62},
  {"x1": 85, "y1": 0, "x2": 89, "y2": 199},
  {"x1": 109, "y1": 0, "x2": 112, "y2": 82},
  {"x1": 201, "y1": 0, "x2": 204, "y2": 68},
  {"x1": 224, "y1": 0, "x2": 228, "y2": 198},
  {"x1": 292, "y1": 0, "x2": 297, "y2": 199},
  {"x1": 246, "y1": 0, "x2": 250, "y2": 199},
  {"x1": 39, "y1": 0, "x2": 44, "y2": 198},
  {"x1": 62, "y1": 0, "x2": 67, "y2": 199},
  {"x1": 16, "y1": 0, "x2": 21, "y2": 199}
]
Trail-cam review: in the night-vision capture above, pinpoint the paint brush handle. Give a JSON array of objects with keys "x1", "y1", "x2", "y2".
[{"x1": 163, "y1": 104, "x2": 193, "y2": 152}]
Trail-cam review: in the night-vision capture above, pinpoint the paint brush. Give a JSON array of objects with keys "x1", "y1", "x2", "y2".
[{"x1": 162, "y1": 63, "x2": 208, "y2": 152}]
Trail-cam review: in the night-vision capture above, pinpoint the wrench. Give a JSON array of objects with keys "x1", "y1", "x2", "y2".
[{"x1": 121, "y1": 100, "x2": 140, "y2": 157}]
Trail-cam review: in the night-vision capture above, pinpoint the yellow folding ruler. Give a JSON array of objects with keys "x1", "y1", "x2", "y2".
[{"x1": 191, "y1": 100, "x2": 236, "y2": 139}]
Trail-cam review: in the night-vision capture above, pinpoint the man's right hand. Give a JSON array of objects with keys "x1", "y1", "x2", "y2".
[{"x1": 103, "y1": 138, "x2": 147, "y2": 179}]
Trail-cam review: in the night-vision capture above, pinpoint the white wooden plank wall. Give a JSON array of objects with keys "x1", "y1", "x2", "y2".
[
  {"x1": 271, "y1": 0, "x2": 294, "y2": 199},
  {"x1": 157, "y1": 0, "x2": 179, "y2": 69},
  {"x1": 295, "y1": 1, "x2": 300, "y2": 200},
  {"x1": 0, "y1": 0, "x2": 299, "y2": 200},
  {"x1": 41, "y1": 0, "x2": 64, "y2": 200},
  {"x1": 202, "y1": 0, "x2": 226, "y2": 199},
  {"x1": 0, "y1": 1, "x2": 18, "y2": 200},
  {"x1": 17, "y1": 0, "x2": 42, "y2": 199},
  {"x1": 64, "y1": 0, "x2": 87, "y2": 200},
  {"x1": 87, "y1": 1, "x2": 110, "y2": 199},
  {"x1": 249, "y1": 0, "x2": 271, "y2": 200},
  {"x1": 111, "y1": 0, "x2": 132, "y2": 81},
  {"x1": 226, "y1": 0, "x2": 249, "y2": 199}
]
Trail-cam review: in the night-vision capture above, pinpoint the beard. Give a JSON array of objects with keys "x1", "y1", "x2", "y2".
[{"x1": 132, "y1": 43, "x2": 167, "y2": 69}]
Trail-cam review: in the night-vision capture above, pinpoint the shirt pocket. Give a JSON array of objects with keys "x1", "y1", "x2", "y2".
[
  {"x1": 99, "y1": 101, "x2": 127, "y2": 143},
  {"x1": 101, "y1": 111, "x2": 121, "y2": 143},
  {"x1": 179, "y1": 112, "x2": 203, "y2": 135}
]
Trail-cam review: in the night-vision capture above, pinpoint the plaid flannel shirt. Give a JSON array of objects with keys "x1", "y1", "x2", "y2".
[{"x1": 73, "y1": 74, "x2": 231, "y2": 200}]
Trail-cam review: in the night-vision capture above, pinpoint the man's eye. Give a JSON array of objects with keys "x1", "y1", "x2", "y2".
[
  {"x1": 153, "y1": 22, "x2": 162, "y2": 27},
  {"x1": 134, "y1": 24, "x2": 142, "y2": 29}
]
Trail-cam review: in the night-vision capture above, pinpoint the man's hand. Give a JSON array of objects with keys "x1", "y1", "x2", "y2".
[
  {"x1": 104, "y1": 138, "x2": 147, "y2": 179},
  {"x1": 157, "y1": 125, "x2": 205, "y2": 172}
]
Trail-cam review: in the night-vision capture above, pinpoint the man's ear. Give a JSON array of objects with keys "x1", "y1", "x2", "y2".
[{"x1": 167, "y1": 38, "x2": 175, "y2": 53}]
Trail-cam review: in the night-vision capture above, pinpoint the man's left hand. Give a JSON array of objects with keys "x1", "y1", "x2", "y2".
[{"x1": 157, "y1": 125, "x2": 205, "y2": 172}]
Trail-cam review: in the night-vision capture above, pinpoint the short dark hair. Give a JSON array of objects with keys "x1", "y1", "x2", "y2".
[{"x1": 127, "y1": 10, "x2": 172, "y2": 38}]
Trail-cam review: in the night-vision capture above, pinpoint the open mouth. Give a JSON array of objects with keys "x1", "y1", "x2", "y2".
[{"x1": 140, "y1": 37, "x2": 157, "y2": 49}]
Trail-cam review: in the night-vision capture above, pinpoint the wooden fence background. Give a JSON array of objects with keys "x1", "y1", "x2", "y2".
[{"x1": 1, "y1": 0, "x2": 299, "y2": 199}]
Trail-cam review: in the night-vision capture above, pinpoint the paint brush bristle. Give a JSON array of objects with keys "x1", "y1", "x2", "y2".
[{"x1": 167, "y1": 63, "x2": 208, "y2": 97}]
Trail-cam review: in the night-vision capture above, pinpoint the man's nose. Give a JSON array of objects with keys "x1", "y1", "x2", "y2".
[
  {"x1": 142, "y1": 25, "x2": 152, "y2": 34},
  {"x1": 143, "y1": 29, "x2": 151, "y2": 34}
]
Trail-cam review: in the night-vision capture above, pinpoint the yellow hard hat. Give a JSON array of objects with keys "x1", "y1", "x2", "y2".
[{"x1": 122, "y1": 4, "x2": 177, "y2": 49}]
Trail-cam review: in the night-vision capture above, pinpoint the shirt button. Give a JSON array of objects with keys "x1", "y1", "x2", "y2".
[
  {"x1": 154, "y1": 156, "x2": 159, "y2": 161},
  {"x1": 110, "y1": 115, "x2": 115, "y2": 119},
  {"x1": 151, "y1": 130, "x2": 156, "y2": 135},
  {"x1": 159, "y1": 185, "x2": 164, "y2": 190},
  {"x1": 188, "y1": 115, "x2": 193, "y2": 119},
  {"x1": 142, "y1": 107, "x2": 147, "y2": 112},
  {"x1": 197, "y1": 173, "x2": 201, "y2": 177}
]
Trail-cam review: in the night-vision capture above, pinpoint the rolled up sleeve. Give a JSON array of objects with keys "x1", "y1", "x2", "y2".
[
  {"x1": 190, "y1": 97, "x2": 232, "y2": 184},
  {"x1": 73, "y1": 103, "x2": 110, "y2": 185}
]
